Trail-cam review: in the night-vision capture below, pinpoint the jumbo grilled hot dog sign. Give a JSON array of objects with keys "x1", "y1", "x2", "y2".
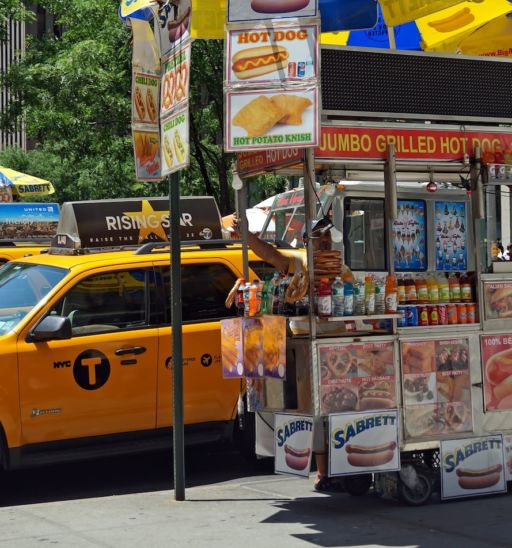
[
  {"x1": 329, "y1": 410, "x2": 400, "y2": 476},
  {"x1": 226, "y1": 24, "x2": 318, "y2": 85},
  {"x1": 274, "y1": 413, "x2": 314, "y2": 477},
  {"x1": 440, "y1": 435, "x2": 507, "y2": 500}
]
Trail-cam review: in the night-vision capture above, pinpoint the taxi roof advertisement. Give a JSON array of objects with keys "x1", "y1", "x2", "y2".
[{"x1": 55, "y1": 197, "x2": 222, "y2": 249}]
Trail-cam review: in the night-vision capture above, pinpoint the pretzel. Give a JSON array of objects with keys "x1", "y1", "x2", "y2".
[
  {"x1": 285, "y1": 269, "x2": 309, "y2": 304},
  {"x1": 162, "y1": 72, "x2": 175, "y2": 111},
  {"x1": 225, "y1": 278, "x2": 243, "y2": 309},
  {"x1": 175, "y1": 63, "x2": 188, "y2": 102}
]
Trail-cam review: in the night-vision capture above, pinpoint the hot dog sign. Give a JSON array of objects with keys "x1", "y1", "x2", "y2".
[
  {"x1": 226, "y1": 24, "x2": 318, "y2": 85},
  {"x1": 274, "y1": 414, "x2": 314, "y2": 477},
  {"x1": 329, "y1": 410, "x2": 400, "y2": 476},
  {"x1": 440, "y1": 435, "x2": 506, "y2": 500}
]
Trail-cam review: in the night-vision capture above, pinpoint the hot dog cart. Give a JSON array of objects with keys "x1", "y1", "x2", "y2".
[{"x1": 223, "y1": 47, "x2": 512, "y2": 504}]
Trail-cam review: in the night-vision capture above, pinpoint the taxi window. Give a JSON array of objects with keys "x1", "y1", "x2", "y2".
[
  {"x1": 158, "y1": 263, "x2": 238, "y2": 323},
  {"x1": 50, "y1": 269, "x2": 154, "y2": 336}
]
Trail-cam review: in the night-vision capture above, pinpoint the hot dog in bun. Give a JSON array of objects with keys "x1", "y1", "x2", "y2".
[
  {"x1": 251, "y1": 0, "x2": 310, "y2": 13},
  {"x1": 489, "y1": 287, "x2": 512, "y2": 318},
  {"x1": 232, "y1": 46, "x2": 289, "y2": 80},
  {"x1": 346, "y1": 441, "x2": 396, "y2": 467},
  {"x1": 456, "y1": 464, "x2": 502, "y2": 489},
  {"x1": 284, "y1": 444, "x2": 311, "y2": 471}
]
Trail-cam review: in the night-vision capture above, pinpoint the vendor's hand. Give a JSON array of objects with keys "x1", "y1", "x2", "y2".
[{"x1": 231, "y1": 212, "x2": 241, "y2": 232}]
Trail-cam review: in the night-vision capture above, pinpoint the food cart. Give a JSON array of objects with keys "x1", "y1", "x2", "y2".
[{"x1": 223, "y1": 47, "x2": 512, "y2": 505}]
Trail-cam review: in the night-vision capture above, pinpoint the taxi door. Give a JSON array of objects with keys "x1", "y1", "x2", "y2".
[
  {"x1": 155, "y1": 259, "x2": 240, "y2": 428},
  {"x1": 17, "y1": 266, "x2": 159, "y2": 444}
]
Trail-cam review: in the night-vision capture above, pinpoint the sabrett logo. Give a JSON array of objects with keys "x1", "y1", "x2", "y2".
[
  {"x1": 444, "y1": 438, "x2": 502, "y2": 473},
  {"x1": 276, "y1": 419, "x2": 313, "y2": 447},
  {"x1": 332, "y1": 414, "x2": 396, "y2": 449}
]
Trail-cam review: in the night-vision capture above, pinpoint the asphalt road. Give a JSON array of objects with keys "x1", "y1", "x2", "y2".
[{"x1": 1, "y1": 444, "x2": 512, "y2": 547}]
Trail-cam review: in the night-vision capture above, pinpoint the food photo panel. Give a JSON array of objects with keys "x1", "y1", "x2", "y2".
[{"x1": 225, "y1": 87, "x2": 318, "y2": 151}]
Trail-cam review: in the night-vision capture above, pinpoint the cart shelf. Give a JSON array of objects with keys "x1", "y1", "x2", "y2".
[{"x1": 289, "y1": 314, "x2": 402, "y2": 322}]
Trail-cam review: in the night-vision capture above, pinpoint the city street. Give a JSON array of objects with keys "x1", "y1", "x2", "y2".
[{"x1": 0, "y1": 444, "x2": 511, "y2": 547}]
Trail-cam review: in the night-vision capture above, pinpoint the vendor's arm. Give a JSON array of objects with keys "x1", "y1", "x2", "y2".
[{"x1": 232, "y1": 212, "x2": 289, "y2": 273}]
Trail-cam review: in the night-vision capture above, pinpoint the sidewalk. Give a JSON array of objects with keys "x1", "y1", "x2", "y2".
[{"x1": 1, "y1": 470, "x2": 511, "y2": 548}]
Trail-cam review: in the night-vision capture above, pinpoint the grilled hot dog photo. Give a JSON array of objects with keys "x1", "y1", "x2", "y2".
[
  {"x1": 457, "y1": 464, "x2": 503, "y2": 490},
  {"x1": 232, "y1": 46, "x2": 289, "y2": 80},
  {"x1": 346, "y1": 441, "x2": 397, "y2": 467},
  {"x1": 284, "y1": 444, "x2": 311, "y2": 471},
  {"x1": 251, "y1": 0, "x2": 310, "y2": 14}
]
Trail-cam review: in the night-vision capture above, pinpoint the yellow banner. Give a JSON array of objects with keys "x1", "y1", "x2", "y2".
[
  {"x1": 191, "y1": 0, "x2": 226, "y2": 39},
  {"x1": 458, "y1": 14, "x2": 512, "y2": 57},
  {"x1": 120, "y1": 0, "x2": 155, "y2": 18},
  {"x1": 380, "y1": 0, "x2": 464, "y2": 27},
  {"x1": 418, "y1": 0, "x2": 512, "y2": 52}
]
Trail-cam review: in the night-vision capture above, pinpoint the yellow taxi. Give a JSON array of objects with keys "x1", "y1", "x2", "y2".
[{"x1": 0, "y1": 197, "x2": 293, "y2": 470}]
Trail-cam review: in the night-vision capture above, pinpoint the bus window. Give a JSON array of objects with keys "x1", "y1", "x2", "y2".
[{"x1": 344, "y1": 198, "x2": 386, "y2": 271}]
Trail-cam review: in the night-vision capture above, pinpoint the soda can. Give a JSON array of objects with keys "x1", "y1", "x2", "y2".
[
  {"x1": 397, "y1": 305, "x2": 408, "y2": 327},
  {"x1": 457, "y1": 303, "x2": 467, "y2": 324},
  {"x1": 297, "y1": 61, "x2": 306, "y2": 77},
  {"x1": 467, "y1": 303, "x2": 476, "y2": 324},
  {"x1": 437, "y1": 304, "x2": 448, "y2": 325},
  {"x1": 447, "y1": 304, "x2": 458, "y2": 325},
  {"x1": 287, "y1": 62, "x2": 297, "y2": 78},
  {"x1": 406, "y1": 305, "x2": 419, "y2": 327},
  {"x1": 428, "y1": 305, "x2": 439, "y2": 326},
  {"x1": 418, "y1": 305, "x2": 429, "y2": 327}
]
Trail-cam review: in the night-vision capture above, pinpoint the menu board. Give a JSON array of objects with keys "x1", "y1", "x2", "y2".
[
  {"x1": 262, "y1": 315, "x2": 286, "y2": 379},
  {"x1": 481, "y1": 334, "x2": 512, "y2": 410},
  {"x1": 401, "y1": 338, "x2": 473, "y2": 439},
  {"x1": 221, "y1": 318, "x2": 244, "y2": 378},
  {"x1": 275, "y1": 413, "x2": 314, "y2": 477},
  {"x1": 319, "y1": 341, "x2": 396, "y2": 415},
  {"x1": 329, "y1": 410, "x2": 400, "y2": 477},
  {"x1": 393, "y1": 199, "x2": 427, "y2": 271},
  {"x1": 440, "y1": 435, "x2": 506, "y2": 500},
  {"x1": 435, "y1": 201, "x2": 467, "y2": 271},
  {"x1": 483, "y1": 281, "x2": 512, "y2": 321}
]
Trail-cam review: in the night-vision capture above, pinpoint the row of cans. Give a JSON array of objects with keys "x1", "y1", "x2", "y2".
[{"x1": 397, "y1": 303, "x2": 478, "y2": 327}]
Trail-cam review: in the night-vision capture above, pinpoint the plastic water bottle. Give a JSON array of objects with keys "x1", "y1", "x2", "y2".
[
  {"x1": 364, "y1": 276, "x2": 375, "y2": 315},
  {"x1": 343, "y1": 273, "x2": 354, "y2": 316},
  {"x1": 332, "y1": 276, "x2": 344, "y2": 317},
  {"x1": 354, "y1": 279, "x2": 365, "y2": 315}
]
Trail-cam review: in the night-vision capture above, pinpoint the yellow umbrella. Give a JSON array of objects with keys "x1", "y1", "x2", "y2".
[
  {"x1": 457, "y1": 13, "x2": 512, "y2": 57},
  {"x1": 0, "y1": 166, "x2": 55, "y2": 197}
]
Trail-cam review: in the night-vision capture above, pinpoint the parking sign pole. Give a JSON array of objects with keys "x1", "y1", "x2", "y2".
[{"x1": 169, "y1": 173, "x2": 185, "y2": 501}]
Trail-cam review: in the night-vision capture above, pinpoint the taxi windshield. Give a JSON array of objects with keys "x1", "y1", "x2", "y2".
[{"x1": 0, "y1": 262, "x2": 68, "y2": 336}]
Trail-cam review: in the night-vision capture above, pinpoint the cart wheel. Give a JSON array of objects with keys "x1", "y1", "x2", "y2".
[
  {"x1": 398, "y1": 469, "x2": 432, "y2": 506},
  {"x1": 345, "y1": 474, "x2": 372, "y2": 496}
]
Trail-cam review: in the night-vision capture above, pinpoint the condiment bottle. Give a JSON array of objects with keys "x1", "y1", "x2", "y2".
[
  {"x1": 317, "y1": 278, "x2": 332, "y2": 318},
  {"x1": 416, "y1": 274, "x2": 429, "y2": 303},
  {"x1": 385, "y1": 275, "x2": 398, "y2": 313},
  {"x1": 448, "y1": 273, "x2": 461, "y2": 303}
]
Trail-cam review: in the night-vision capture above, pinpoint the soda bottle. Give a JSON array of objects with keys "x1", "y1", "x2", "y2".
[
  {"x1": 331, "y1": 276, "x2": 344, "y2": 317},
  {"x1": 504, "y1": 147, "x2": 512, "y2": 180},
  {"x1": 343, "y1": 273, "x2": 354, "y2": 316},
  {"x1": 448, "y1": 273, "x2": 461, "y2": 303},
  {"x1": 482, "y1": 148, "x2": 496, "y2": 179},
  {"x1": 271, "y1": 272, "x2": 281, "y2": 315},
  {"x1": 460, "y1": 272, "x2": 472, "y2": 302},
  {"x1": 354, "y1": 278, "x2": 365, "y2": 315},
  {"x1": 317, "y1": 278, "x2": 332, "y2": 317},
  {"x1": 364, "y1": 275, "x2": 375, "y2": 315},
  {"x1": 385, "y1": 274, "x2": 398, "y2": 313},
  {"x1": 249, "y1": 280, "x2": 259, "y2": 317},
  {"x1": 236, "y1": 278, "x2": 246, "y2": 316},
  {"x1": 243, "y1": 281, "x2": 251, "y2": 317},
  {"x1": 397, "y1": 274, "x2": 406, "y2": 304},
  {"x1": 495, "y1": 144, "x2": 505, "y2": 179},
  {"x1": 261, "y1": 278, "x2": 269, "y2": 315},
  {"x1": 415, "y1": 274, "x2": 428, "y2": 303},
  {"x1": 437, "y1": 273, "x2": 449, "y2": 303},
  {"x1": 375, "y1": 277, "x2": 385, "y2": 314},
  {"x1": 427, "y1": 272, "x2": 439, "y2": 303},
  {"x1": 277, "y1": 275, "x2": 288, "y2": 315},
  {"x1": 404, "y1": 274, "x2": 417, "y2": 304}
]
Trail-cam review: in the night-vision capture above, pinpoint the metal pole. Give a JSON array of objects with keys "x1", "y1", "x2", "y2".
[
  {"x1": 238, "y1": 180, "x2": 250, "y2": 282},
  {"x1": 169, "y1": 172, "x2": 185, "y2": 501}
]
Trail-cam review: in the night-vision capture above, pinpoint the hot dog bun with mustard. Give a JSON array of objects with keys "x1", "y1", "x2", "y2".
[
  {"x1": 232, "y1": 46, "x2": 289, "y2": 80},
  {"x1": 346, "y1": 441, "x2": 396, "y2": 467},
  {"x1": 456, "y1": 464, "x2": 502, "y2": 490},
  {"x1": 251, "y1": 0, "x2": 310, "y2": 14}
]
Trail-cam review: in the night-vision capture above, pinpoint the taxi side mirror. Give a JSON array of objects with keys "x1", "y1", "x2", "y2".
[{"x1": 27, "y1": 315, "x2": 72, "y2": 343}]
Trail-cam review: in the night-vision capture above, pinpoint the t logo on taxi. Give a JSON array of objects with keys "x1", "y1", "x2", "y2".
[{"x1": 73, "y1": 349, "x2": 110, "y2": 390}]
